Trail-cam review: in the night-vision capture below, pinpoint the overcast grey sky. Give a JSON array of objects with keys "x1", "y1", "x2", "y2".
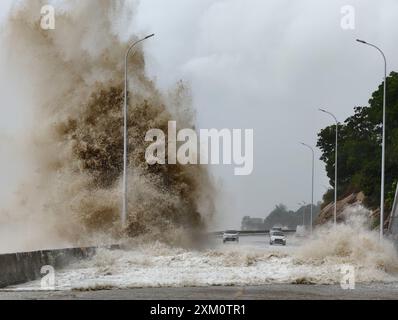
[{"x1": 1, "y1": 0, "x2": 398, "y2": 229}]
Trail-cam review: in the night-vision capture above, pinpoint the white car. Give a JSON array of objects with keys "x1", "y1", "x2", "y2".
[
  {"x1": 223, "y1": 230, "x2": 239, "y2": 243},
  {"x1": 270, "y1": 231, "x2": 286, "y2": 246}
]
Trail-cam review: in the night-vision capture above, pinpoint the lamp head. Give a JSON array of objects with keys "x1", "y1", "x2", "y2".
[
  {"x1": 145, "y1": 33, "x2": 155, "y2": 39},
  {"x1": 356, "y1": 39, "x2": 367, "y2": 44}
]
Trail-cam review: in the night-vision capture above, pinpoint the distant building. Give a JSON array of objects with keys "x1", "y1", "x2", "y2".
[{"x1": 241, "y1": 216, "x2": 265, "y2": 231}]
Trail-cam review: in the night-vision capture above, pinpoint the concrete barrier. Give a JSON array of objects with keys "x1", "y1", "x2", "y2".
[{"x1": 0, "y1": 247, "x2": 96, "y2": 288}]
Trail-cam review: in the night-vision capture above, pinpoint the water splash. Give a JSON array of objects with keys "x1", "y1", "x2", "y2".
[{"x1": 0, "y1": 0, "x2": 214, "y2": 252}]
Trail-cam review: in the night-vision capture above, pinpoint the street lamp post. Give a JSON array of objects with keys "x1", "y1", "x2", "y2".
[
  {"x1": 300, "y1": 143, "x2": 315, "y2": 235},
  {"x1": 319, "y1": 108, "x2": 338, "y2": 227},
  {"x1": 298, "y1": 201, "x2": 306, "y2": 226},
  {"x1": 356, "y1": 39, "x2": 387, "y2": 240},
  {"x1": 122, "y1": 33, "x2": 155, "y2": 227}
]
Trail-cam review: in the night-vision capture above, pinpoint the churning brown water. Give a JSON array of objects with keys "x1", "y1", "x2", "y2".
[{"x1": 0, "y1": 0, "x2": 214, "y2": 252}]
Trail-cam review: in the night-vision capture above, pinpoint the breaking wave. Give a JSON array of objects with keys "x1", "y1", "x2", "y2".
[
  {"x1": 10, "y1": 206, "x2": 398, "y2": 290},
  {"x1": 295, "y1": 205, "x2": 398, "y2": 280},
  {"x1": 0, "y1": 0, "x2": 214, "y2": 252}
]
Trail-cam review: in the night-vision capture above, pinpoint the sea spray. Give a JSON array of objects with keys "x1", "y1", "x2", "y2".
[
  {"x1": 0, "y1": 0, "x2": 214, "y2": 252},
  {"x1": 9, "y1": 205, "x2": 396, "y2": 290},
  {"x1": 36, "y1": 206, "x2": 398, "y2": 288},
  {"x1": 295, "y1": 205, "x2": 398, "y2": 281}
]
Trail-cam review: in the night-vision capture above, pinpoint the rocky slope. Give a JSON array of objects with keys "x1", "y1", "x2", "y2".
[{"x1": 315, "y1": 192, "x2": 391, "y2": 230}]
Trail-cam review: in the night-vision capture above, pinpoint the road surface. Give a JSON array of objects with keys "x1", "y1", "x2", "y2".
[{"x1": 1, "y1": 283, "x2": 398, "y2": 300}]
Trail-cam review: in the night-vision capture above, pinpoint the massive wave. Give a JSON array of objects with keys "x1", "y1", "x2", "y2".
[{"x1": 0, "y1": 0, "x2": 214, "y2": 252}]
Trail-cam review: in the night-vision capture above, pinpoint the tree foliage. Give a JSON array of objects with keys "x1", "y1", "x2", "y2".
[
  {"x1": 263, "y1": 203, "x2": 320, "y2": 230},
  {"x1": 317, "y1": 71, "x2": 398, "y2": 209}
]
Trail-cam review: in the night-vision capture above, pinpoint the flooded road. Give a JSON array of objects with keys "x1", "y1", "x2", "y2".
[{"x1": 2, "y1": 229, "x2": 397, "y2": 299}]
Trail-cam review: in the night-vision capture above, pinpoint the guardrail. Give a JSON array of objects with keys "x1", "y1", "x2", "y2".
[{"x1": 209, "y1": 230, "x2": 297, "y2": 236}]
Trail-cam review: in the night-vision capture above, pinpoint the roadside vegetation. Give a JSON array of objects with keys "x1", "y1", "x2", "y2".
[{"x1": 317, "y1": 71, "x2": 398, "y2": 211}]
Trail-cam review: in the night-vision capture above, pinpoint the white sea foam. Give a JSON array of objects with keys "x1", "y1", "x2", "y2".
[{"x1": 11, "y1": 207, "x2": 398, "y2": 291}]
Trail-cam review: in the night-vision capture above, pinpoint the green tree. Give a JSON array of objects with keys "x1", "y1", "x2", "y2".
[
  {"x1": 317, "y1": 71, "x2": 398, "y2": 210},
  {"x1": 264, "y1": 203, "x2": 320, "y2": 229}
]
